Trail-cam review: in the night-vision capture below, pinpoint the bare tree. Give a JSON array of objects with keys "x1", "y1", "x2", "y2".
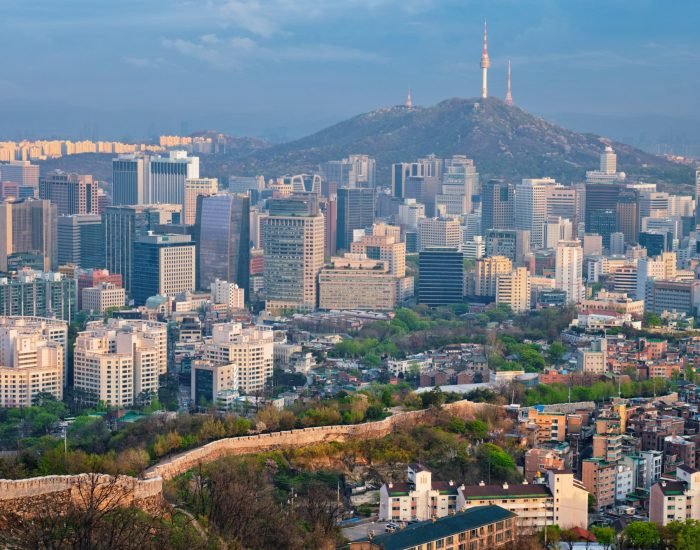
[{"x1": 0, "y1": 474, "x2": 205, "y2": 550}]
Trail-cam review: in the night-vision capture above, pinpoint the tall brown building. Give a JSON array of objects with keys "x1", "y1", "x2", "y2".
[
  {"x1": 616, "y1": 188, "x2": 640, "y2": 244},
  {"x1": 39, "y1": 171, "x2": 98, "y2": 216},
  {"x1": 0, "y1": 199, "x2": 57, "y2": 272}
]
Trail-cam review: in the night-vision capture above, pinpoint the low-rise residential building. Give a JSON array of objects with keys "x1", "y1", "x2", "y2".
[
  {"x1": 352, "y1": 506, "x2": 516, "y2": 550},
  {"x1": 649, "y1": 465, "x2": 700, "y2": 526},
  {"x1": 458, "y1": 470, "x2": 588, "y2": 532},
  {"x1": 582, "y1": 458, "x2": 617, "y2": 510},
  {"x1": 379, "y1": 465, "x2": 588, "y2": 533}
]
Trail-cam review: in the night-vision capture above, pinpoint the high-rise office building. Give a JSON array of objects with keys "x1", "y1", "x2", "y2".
[
  {"x1": 81, "y1": 282, "x2": 126, "y2": 313},
  {"x1": 418, "y1": 248, "x2": 464, "y2": 307},
  {"x1": 77, "y1": 269, "x2": 122, "y2": 310},
  {"x1": 194, "y1": 193, "x2": 250, "y2": 293},
  {"x1": 435, "y1": 156, "x2": 478, "y2": 216},
  {"x1": 102, "y1": 204, "x2": 181, "y2": 292},
  {"x1": 132, "y1": 233, "x2": 196, "y2": 305},
  {"x1": 203, "y1": 322, "x2": 274, "y2": 394},
  {"x1": 262, "y1": 194, "x2": 325, "y2": 312},
  {"x1": 496, "y1": 267, "x2": 531, "y2": 313},
  {"x1": 0, "y1": 317, "x2": 65, "y2": 407},
  {"x1": 57, "y1": 214, "x2": 103, "y2": 269},
  {"x1": 475, "y1": 256, "x2": 513, "y2": 298},
  {"x1": 397, "y1": 199, "x2": 425, "y2": 230},
  {"x1": 545, "y1": 184, "x2": 583, "y2": 228},
  {"x1": 0, "y1": 199, "x2": 57, "y2": 272},
  {"x1": 586, "y1": 183, "x2": 621, "y2": 235},
  {"x1": 147, "y1": 151, "x2": 199, "y2": 205},
  {"x1": 336, "y1": 187, "x2": 375, "y2": 252},
  {"x1": 320, "y1": 155, "x2": 376, "y2": 189},
  {"x1": 350, "y1": 223, "x2": 406, "y2": 277},
  {"x1": 184, "y1": 177, "x2": 218, "y2": 225},
  {"x1": 586, "y1": 146, "x2": 625, "y2": 184},
  {"x1": 515, "y1": 178, "x2": 557, "y2": 250},
  {"x1": 485, "y1": 229, "x2": 530, "y2": 265},
  {"x1": 543, "y1": 216, "x2": 573, "y2": 249},
  {"x1": 112, "y1": 154, "x2": 146, "y2": 206},
  {"x1": 589, "y1": 209, "x2": 617, "y2": 248},
  {"x1": 0, "y1": 270, "x2": 76, "y2": 321},
  {"x1": 616, "y1": 188, "x2": 640, "y2": 244},
  {"x1": 39, "y1": 171, "x2": 97, "y2": 216},
  {"x1": 418, "y1": 217, "x2": 462, "y2": 250},
  {"x1": 74, "y1": 319, "x2": 167, "y2": 407},
  {"x1": 555, "y1": 240, "x2": 584, "y2": 304},
  {"x1": 0, "y1": 161, "x2": 39, "y2": 189},
  {"x1": 695, "y1": 170, "x2": 700, "y2": 226},
  {"x1": 318, "y1": 254, "x2": 403, "y2": 311},
  {"x1": 481, "y1": 180, "x2": 514, "y2": 234}
]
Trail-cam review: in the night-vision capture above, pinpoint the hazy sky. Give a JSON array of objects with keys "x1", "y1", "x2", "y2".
[{"x1": 2, "y1": 0, "x2": 699, "y2": 140}]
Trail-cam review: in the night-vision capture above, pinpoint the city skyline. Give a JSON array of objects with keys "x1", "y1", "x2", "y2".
[{"x1": 1, "y1": 1, "x2": 699, "y2": 142}]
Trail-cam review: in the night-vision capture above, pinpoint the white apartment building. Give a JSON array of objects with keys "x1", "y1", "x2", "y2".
[
  {"x1": 475, "y1": 256, "x2": 513, "y2": 298},
  {"x1": 73, "y1": 319, "x2": 167, "y2": 407},
  {"x1": 203, "y1": 323, "x2": 274, "y2": 394},
  {"x1": 650, "y1": 466, "x2": 700, "y2": 526},
  {"x1": 577, "y1": 338, "x2": 608, "y2": 374},
  {"x1": 556, "y1": 240, "x2": 584, "y2": 303},
  {"x1": 0, "y1": 317, "x2": 66, "y2": 407},
  {"x1": 210, "y1": 279, "x2": 245, "y2": 312},
  {"x1": 496, "y1": 267, "x2": 531, "y2": 313}
]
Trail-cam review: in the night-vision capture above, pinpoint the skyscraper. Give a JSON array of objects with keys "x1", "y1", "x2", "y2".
[
  {"x1": 39, "y1": 171, "x2": 98, "y2": 216},
  {"x1": 184, "y1": 177, "x2": 218, "y2": 225},
  {"x1": 195, "y1": 193, "x2": 250, "y2": 294},
  {"x1": 435, "y1": 155, "x2": 478, "y2": 216},
  {"x1": 336, "y1": 187, "x2": 375, "y2": 252},
  {"x1": 147, "y1": 151, "x2": 199, "y2": 205},
  {"x1": 555, "y1": 240, "x2": 584, "y2": 304},
  {"x1": 0, "y1": 160, "x2": 40, "y2": 188},
  {"x1": 112, "y1": 154, "x2": 146, "y2": 206},
  {"x1": 516, "y1": 178, "x2": 557, "y2": 250},
  {"x1": 0, "y1": 199, "x2": 57, "y2": 272},
  {"x1": 695, "y1": 170, "x2": 700, "y2": 226},
  {"x1": 132, "y1": 233, "x2": 196, "y2": 305},
  {"x1": 418, "y1": 248, "x2": 464, "y2": 307},
  {"x1": 586, "y1": 183, "x2": 621, "y2": 234},
  {"x1": 57, "y1": 214, "x2": 103, "y2": 269},
  {"x1": 262, "y1": 194, "x2": 325, "y2": 312},
  {"x1": 481, "y1": 180, "x2": 514, "y2": 234},
  {"x1": 102, "y1": 204, "x2": 181, "y2": 292}
]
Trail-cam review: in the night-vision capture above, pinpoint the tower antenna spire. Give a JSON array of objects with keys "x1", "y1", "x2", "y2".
[
  {"x1": 406, "y1": 88, "x2": 412, "y2": 111},
  {"x1": 505, "y1": 60, "x2": 513, "y2": 106},
  {"x1": 480, "y1": 18, "x2": 490, "y2": 99}
]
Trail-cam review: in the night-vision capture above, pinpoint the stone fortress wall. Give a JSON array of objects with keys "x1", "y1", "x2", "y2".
[{"x1": 0, "y1": 400, "x2": 483, "y2": 516}]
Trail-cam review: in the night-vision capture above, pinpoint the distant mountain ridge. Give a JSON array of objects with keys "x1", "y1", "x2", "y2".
[
  {"x1": 224, "y1": 97, "x2": 693, "y2": 187},
  {"x1": 39, "y1": 97, "x2": 694, "y2": 188}
]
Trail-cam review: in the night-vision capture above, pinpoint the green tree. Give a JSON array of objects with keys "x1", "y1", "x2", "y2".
[
  {"x1": 643, "y1": 312, "x2": 662, "y2": 327},
  {"x1": 591, "y1": 526, "x2": 615, "y2": 550},
  {"x1": 624, "y1": 521, "x2": 660, "y2": 549},
  {"x1": 547, "y1": 341, "x2": 566, "y2": 365}
]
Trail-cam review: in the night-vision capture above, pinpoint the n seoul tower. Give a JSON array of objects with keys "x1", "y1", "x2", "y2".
[{"x1": 480, "y1": 19, "x2": 490, "y2": 99}]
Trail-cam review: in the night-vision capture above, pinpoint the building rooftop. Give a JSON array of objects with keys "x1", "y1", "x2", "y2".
[
  {"x1": 460, "y1": 483, "x2": 551, "y2": 500},
  {"x1": 366, "y1": 506, "x2": 515, "y2": 550}
]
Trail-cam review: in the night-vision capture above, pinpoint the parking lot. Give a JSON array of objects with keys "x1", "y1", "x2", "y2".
[{"x1": 341, "y1": 519, "x2": 389, "y2": 542}]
